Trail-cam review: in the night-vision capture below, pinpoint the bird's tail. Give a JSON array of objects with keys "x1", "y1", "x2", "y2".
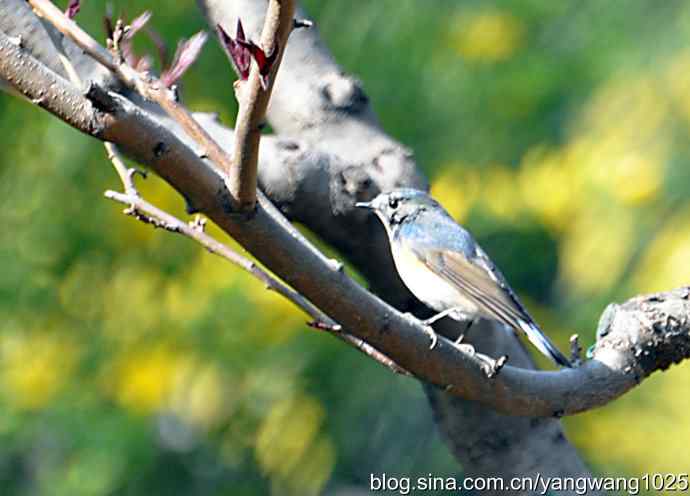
[{"x1": 518, "y1": 320, "x2": 572, "y2": 368}]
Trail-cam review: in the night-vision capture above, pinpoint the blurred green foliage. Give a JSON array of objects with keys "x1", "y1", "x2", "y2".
[{"x1": 1, "y1": 0, "x2": 690, "y2": 494}]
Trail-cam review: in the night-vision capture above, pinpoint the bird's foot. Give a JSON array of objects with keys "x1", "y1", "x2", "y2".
[
  {"x1": 422, "y1": 324, "x2": 438, "y2": 350},
  {"x1": 453, "y1": 341, "x2": 475, "y2": 356},
  {"x1": 483, "y1": 355, "x2": 509, "y2": 378},
  {"x1": 450, "y1": 338, "x2": 509, "y2": 378},
  {"x1": 454, "y1": 333, "x2": 465, "y2": 345},
  {"x1": 403, "y1": 312, "x2": 438, "y2": 350}
]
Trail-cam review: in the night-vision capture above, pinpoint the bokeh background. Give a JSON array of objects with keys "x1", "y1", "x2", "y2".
[{"x1": 1, "y1": 0, "x2": 690, "y2": 494}]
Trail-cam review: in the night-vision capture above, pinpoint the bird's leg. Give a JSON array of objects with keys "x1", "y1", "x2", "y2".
[
  {"x1": 454, "y1": 318, "x2": 477, "y2": 345},
  {"x1": 421, "y1": 306, "x2": 466, "y2": 326},
  {"x1": 422, "y1": 324, "x2": 438, "y2": 350},
  {"x1": 418, "y1": 306, "x2": 467, "y2": 350}
]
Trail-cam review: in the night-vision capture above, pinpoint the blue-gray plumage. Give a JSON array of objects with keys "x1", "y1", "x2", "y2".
[{"x1": 356, "y1": 188, "x2": 571, "y2": 368}]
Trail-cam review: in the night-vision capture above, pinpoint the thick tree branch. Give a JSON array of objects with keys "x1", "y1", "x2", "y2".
[
  {"x1": 2, "y1": 29, "x2": 688, "y2": 423},
  {"x1": 28, "y1": 0, "x2": 288, "y2": 215}
]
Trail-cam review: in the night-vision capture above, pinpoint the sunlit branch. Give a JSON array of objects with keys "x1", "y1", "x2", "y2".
[
  {"x1": 229, "y1": 0, "x2": 295, "y2": 211},
  {"x1": 1, "y1": 10, "x2": 689, "y2": 420}
]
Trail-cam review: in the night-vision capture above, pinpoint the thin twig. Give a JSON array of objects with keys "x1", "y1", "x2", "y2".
[
  {"x1": 308, "y1": 321, "x2": 411, "y2": 375},
  {"x1": 104, "y1": 142, "x2": 140, "y2": 194},
  {"x1": 30, "y1": 0, "x2": 358, "y2": 359},
  {"x1": 47, "y1": 15, "x2": 139, "y2": 212},
  {"x1": 27, "y1": 0, "x2": 239, "y2": 206},
  {"x1": 29, "y1": 0, "x2": 293, "y2": 212},
  {"x1": 105, "y1": 186, "x2": 321, "y2": 320},
  {"x1": 105, "y1": 182, "x2": 409, "y2": 375},
  {"x1": 230, "y1": 0, "x2": 295, "y2": 211},
  {"x1": 102, "y1": 145, "x2": 408, "y2": 375},
  {"x1": 35, "y1": 0, "x2": 386, "y2": 370},
  {"x1": 47, "y1": 13, "x2": 138, "y2": 208},
  {"x1": 0, "y1": 22, "x2": 410, "y2": 377},
  {"x1": 29, "y1": 0, "x2": 114, "y2": 70}
]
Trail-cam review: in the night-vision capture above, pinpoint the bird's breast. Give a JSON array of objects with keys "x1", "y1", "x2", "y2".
[{"x1": 391, "y1": 243, "x2": 478, "y2": 316}]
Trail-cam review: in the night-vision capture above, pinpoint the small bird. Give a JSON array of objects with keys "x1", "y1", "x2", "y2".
[{"x1": 356, "y1": 188, "x2": 571, "y2": 368}]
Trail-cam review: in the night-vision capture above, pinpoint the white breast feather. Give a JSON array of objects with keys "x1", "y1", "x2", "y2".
[{"x1": 391, "y1": 244, "x2": 479, "y2": 318}]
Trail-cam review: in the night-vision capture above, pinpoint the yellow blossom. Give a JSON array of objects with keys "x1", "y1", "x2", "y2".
[
  {"x1": 110, "y1": 347, "x2": 181, "y2": 414},
  {"x1": 631, "y1": 206, "x2": 690, "y2": 292},
  {"x1": 431, "y1": 165, "x2": 480, "y2": 221},
  {"x1": 559, "y1": 206, "x2": 636, "y2": 294},
  {"x1": 255, "y1": 394, "x2": 334, "y2": 495},
  {"x1": 1, "y1": 332, "x2": 79, "y2": 410},
  {"x1": 449, "y1": 10, "x2": 524, "y2": 62}
]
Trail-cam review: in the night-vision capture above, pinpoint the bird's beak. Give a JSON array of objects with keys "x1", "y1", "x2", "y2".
[{"x1": 355, "y1": 201, "x2": 373, "y2": 209}]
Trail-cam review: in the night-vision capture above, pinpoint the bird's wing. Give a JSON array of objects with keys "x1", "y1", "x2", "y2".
[
  {"x1": 414, "y1": 242, "x2": 572, "y2": 367},
  {"x1": 417, "y1": 245, "x2": 534, "y2": 331}
]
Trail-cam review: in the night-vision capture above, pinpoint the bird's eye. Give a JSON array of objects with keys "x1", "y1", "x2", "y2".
[{"x1": 388, "y1": 197, "x2": 399, "y2": 209}]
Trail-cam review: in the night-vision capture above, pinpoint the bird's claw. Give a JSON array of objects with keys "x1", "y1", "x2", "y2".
[
  {"x1": 484, "y1": 355, "x2": 508, "y2": 378},
  {"x1": 454, "y1": 342, "x2": 475, "y2": 356},
  {"x1": 422, "y1": 324, "x2": 438, "y2": 349},
  {"x1": 451, "y1": 339, "x2": 508, "y2": 378},
  {"x1": 403, "y1": 312, "x2": 438, "y2": 349}
]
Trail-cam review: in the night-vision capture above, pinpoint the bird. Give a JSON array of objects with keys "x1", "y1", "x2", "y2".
[{"x1": 356, "y1": 188, "x2": 571, "y2": 368}]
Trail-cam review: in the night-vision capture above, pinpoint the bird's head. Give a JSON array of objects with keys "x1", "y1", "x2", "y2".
[{"x1": 355, "y1": 188, "x2": 440, "y2": 230}]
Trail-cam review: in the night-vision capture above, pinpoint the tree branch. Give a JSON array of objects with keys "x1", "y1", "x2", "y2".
[
  {"x1": 104, "y1": 185, "x2": 322, "y2": 324},
  {"x1": 27, "y1": 0, "x2": 242, "y2": 211},
  {"x1": 229, "y1": 0, "x2": 295, "y2": 211},
  {"x1": 0, "y1": 0, "x2": 601, "y2": 486},
  {"x1": 5, "y1": 1, "x2": 690, "y2": 489},
  {"x1": 198, "y1": 0, "x2": 427, "y2": 302},
  {"x1": 103, "y1": 143, "x2": 408, "y2": 376},
  {"x1": 2, "y1": 28, "x2": 688, "y2": 422},
  {"x1": 195, "y1": 1, "x2": 594, "y2": 486}
]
